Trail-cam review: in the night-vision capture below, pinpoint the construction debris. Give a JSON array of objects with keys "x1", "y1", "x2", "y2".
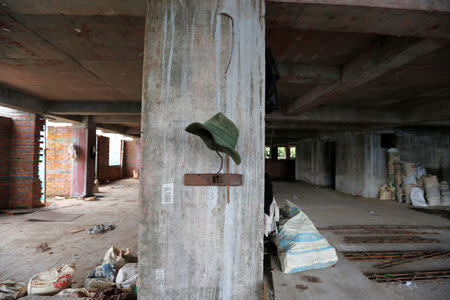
[
  {"x1": 343, "y1": 251, "x2": 450, "y2": 262},
  {"x1": 366, "y1": 270, "x2": 450, "y2": 283},
  {"x1": 375, "y1": 250, "x2": 450, "y2": 269},
  {"x1": 343, "y1": 236, "x2": 439, "y2": 244}
]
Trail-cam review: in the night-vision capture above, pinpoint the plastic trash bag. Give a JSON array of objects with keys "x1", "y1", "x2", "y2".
[
  {"x1": 0, "y1": 280, "x2": 27, "y2": 299},
  {"x1": 56, "y1": 288, "x2": 91, "y2": 298},
  {"x1": 84, "y1": 264, "x2": 117, "y2": 292},
  {"x1": 410, "y1": 187, "x2": 428, "y2": 207},
  {"x1": 273, "y1": 202, "x2": 338, "y2": 274},
  {"x1": 88, "y1": 224, "x2": 115, "y2": 234},
  {"x1": 116, "y1": 263, "x2": 138, "y2": 291},
  {"x1": 28, "y1": 263, "x2": 76, "y2": 295}
]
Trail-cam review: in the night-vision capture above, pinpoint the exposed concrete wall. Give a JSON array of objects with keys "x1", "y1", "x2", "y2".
[
  {"x1": 335, "y1": 133, "x2": 385, "y2": 198},
  {"x1": 295, "y1": 139, "x2": 332, "y2": 186},
  {"x1": 139, "y1": 0, "x2": 265, "y2": 298},
  {"x1": 397, "y1": 131, "x2": 450, "y2": 181}
]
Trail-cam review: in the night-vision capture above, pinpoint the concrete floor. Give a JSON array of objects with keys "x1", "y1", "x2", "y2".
[
  {"x1": 271, "y1": 181, "x2": 450, "y2": 300},
  {"x1": 0, "y1": 178, "x2": 138, "y2": 290},
  {"x1": 1, "y1": 179, "x2": 449, "y2": 299}
]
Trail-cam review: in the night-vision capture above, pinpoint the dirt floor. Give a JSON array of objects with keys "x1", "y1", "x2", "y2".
[
  {"x1": 0, "y1": 178, "x2": 139, "y2": 290},
  {"x1": 271, "y1": 181, "x2": 450, "y2": 300}
]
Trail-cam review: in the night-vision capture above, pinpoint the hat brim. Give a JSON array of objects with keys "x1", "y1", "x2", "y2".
[{"x1": 185, "y1": 122, "x2": 241, "y2": 165}]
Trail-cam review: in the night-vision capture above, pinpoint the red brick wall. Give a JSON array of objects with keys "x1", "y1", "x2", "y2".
[
  {"x1": 97, "y1": 135, "x2": 123, "y2": 184},
  {"x1": 123, "y1": 139, "x2": 140, "y2": 178},
  {"x1": 0, "y1": 117, "x2": 12, "y2": 209},
  {"x1": 46, "y1": 126, "x2": 73, "y2": 196},
  {"x1": 4, "y1": 113, "x2": 44, "y2": 209}
]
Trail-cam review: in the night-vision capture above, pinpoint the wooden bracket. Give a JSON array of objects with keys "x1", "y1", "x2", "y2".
[{"x1": 184, "y1": 173, "x2": 242, "y2": 186}]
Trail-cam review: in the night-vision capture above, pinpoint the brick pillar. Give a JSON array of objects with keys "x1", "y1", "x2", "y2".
[
  {"x1": 0, "y1": 117, "x2": 12, "y2": 209},
  {"x1": 6, "y1": 112, "x2": 44, "y2": 209},
  {"x1": 139, "y1": 1, "x2": 265, "y2": 298},
  {"x1": 71, "y1": 117, "x2": 96, "y2": 197}
]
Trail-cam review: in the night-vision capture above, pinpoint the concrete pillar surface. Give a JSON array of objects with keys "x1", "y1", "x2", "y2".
[{"x1": 139, "y1": 0, "x2": 265, "y2": 298}]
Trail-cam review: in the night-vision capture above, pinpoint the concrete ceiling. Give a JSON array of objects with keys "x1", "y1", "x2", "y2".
[{"x1": 0, "y1": 0, "x2": 449, "y2": 138}]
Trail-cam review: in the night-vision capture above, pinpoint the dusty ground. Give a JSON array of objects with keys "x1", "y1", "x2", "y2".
[
  {"x1": 271, "y1": 181, "x2": 450, "y2": 300},
  {"x1": 0, "y1": 178, "x2": 138, "y2": 289}
]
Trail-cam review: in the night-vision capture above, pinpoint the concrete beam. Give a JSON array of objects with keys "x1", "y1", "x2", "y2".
[
  {"x1": 0, "y1": 86, "x2": 45, "y2": 113},
  {"x1": 278, "y1": 64, "x2": 339, "y2": 84},
  {"x1": 286, "y1": 38, "x2": 449, "y2": 115},
  {"x1": 268, "y1": 0, "x2": 450, "y2": 12},
  {"x1": 45, "y1": 101, "x2": 141, "y2": 115},
  {"x1": 268, "y1": 106, "x2": 403, "y2": 125},
  {"x1": 6, "y1": 0, "x2": 449, "y2": 15},
  {"x1": 97, "y1": 124, "x2": 139, "y2": 138},
  {"x1": 126, "y1": 127, "x2": 141, "y2": 135},
  {"x1": 92, "y1": 115, "x2": 141, "y2": 124},
  {"x1": 2, "y1": 0, "x2": 147, "y2": 16}
]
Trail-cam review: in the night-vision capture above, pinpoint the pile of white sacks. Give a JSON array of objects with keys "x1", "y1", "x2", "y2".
[{"x1": 381, "y1": 148, "x2": 450, "y2": 206}]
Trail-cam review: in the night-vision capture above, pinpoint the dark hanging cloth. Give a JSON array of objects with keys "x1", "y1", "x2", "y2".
[
  {"x1": 264, "y1": 173, "x2": 273, "y2": 215},
  {"x1": 265, "y1": 47, "x2": 280, "y2": 114}
]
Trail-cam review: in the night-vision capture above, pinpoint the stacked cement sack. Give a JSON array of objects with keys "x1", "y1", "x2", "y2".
[
  {"x1": 383, "y1": 148, "x2": 448, "y2": 206},
  {"x1": 402, "y1": 162, "x2": 417, "y2": 205},
  {"x1": 387, "y1": 149, "x2": 400, "y2": 201},
  {"x1": 423, "y1": 175, "x2": 441, "y2": 206},
  {"x1": 440, "y1": 181, "x2": 450, "y2": 205}
]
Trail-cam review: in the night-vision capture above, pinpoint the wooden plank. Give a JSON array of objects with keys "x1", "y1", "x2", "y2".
[{"x1": 286, "y1": 38, "x2": 449, "y2": 115}]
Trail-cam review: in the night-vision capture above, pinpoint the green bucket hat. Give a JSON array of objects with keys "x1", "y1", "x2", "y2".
[{"x1": 185, "y1": 112, "x2": 241, "y2": 165}]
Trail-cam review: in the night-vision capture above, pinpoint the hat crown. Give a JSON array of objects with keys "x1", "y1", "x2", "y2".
[{"x1": 204, "y1": 113, "x2": 238, "y2": 148}]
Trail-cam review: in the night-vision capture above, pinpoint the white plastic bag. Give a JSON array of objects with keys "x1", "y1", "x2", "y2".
[
  {"x1": 410, "y1": 187, "x2": 428, "y2": 207},
  {"x1": 28, "y1": 263, "x2": 76, "y2": 295},
  {"x1": 116, "y1": 263, "x2": 138, "y2": 291},
  {"x1": 273, "y1": 202, "x2": 338, "y2": 274},
  {"x1": 102, "y1": 246, "x2": 132, "y2": 269}
]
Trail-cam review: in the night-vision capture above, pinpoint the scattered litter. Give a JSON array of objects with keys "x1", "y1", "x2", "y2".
[
  {"x1": 28, "y1": 263, "x2": 76, "y2": 295},
  {"x1": 94, "y1": 179, "x2": 100, "y2": 193},
  {"x1": 55, "y1": 288, "x2": 91, "y2": 298},
  {"x1": 88, "y1": 224, "x2": 115, "y2": 234},
  {"x1": 85, "y1": 264, "x2": 117, "y2": 292},
  {"x1": 37, "y1": 242, "x2": 51, "y2": 252},
  {"x1": 91, "y1": 286, "x2": 136, "y2": 300},
  {"x1": 110, "y1": 185, "x2": 124, "y2": 189},
  {"x1": 102, "y1": 246, "x2": 136, "y2": 269},
  {"x1": 66, "y1": 226, "x2": 85, "y2": 234},
  {"x1": 54, "y1": 196, "x2": 66, "y2": 200},
  {"x1": 26, "y1": 211, "x2": 84, "y2": 222},
  {"x1": 272, "y1": 201, "x2": 338, "y2": 274},
  {"x1": 0, "y1": 280, "x2": 27, "y2": 299},
  {"x1": 81, "y1": 195, "x2": 97, "y2": 201},
  {"x1": 116, "y1": 263, "x2": 138, "y2": 291}
]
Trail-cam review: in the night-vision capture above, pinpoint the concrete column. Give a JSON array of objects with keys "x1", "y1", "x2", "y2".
[
  {"x1": 71, "y1": 116, "x2": 96, "y2": 197},
  {"x1": 139, "y1": 0, "x2": 265, "y2": 299}
]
